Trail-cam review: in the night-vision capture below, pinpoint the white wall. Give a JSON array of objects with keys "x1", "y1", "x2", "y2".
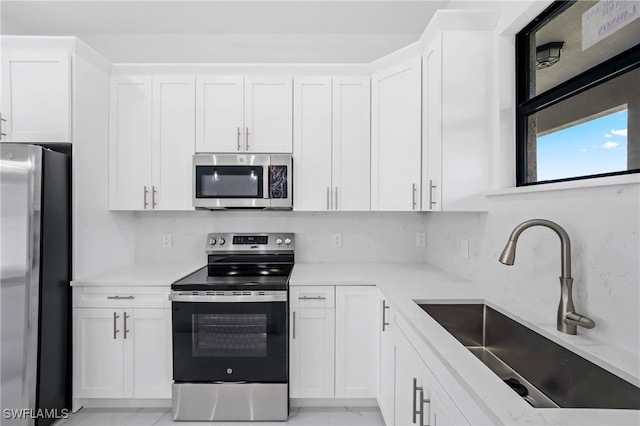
[
  {"x1": 423, "y1": 0, "x2": 640, "y2": 356},
  {"x1": 133, "y1": 211, "x2": 429, "y2": 264},
  {"x1": 424, "y1": 184, "x2": 640, "y2": 355},
  {"x1": 73, "y1": 50, "x2": 136, "y2": 279}
]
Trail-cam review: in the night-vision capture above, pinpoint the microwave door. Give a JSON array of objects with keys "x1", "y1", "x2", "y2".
[{"x1": 194, "y1": 165, "x2": 270, "y2": 208}]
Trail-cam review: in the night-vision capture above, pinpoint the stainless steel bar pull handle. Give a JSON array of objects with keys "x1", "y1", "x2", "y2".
[
  {"x1": 237, "y1": 127, "x2": 241, "y2": 151},
  {"x1": 152, "y1": 186, "x2": 157, "y2": 209},
  {"x1": 298, "y1": 296, "x2": 326, "y2": 300},
  {"x1": 382, "y1": 300, "x2": 390, "y2": 331},
  {"x1": 292, "y1": 311, "x2": 296, "y2": 339},
  {"x1": 245, "y1": 128, "x2": 250, "y2": 151},
  {"x1": 107, "y1": 295, "x2": 135, "y2": 300},
  {"x1": 123, "y1": 312, "x2": 130, "y2": 339},
  {"x1": 429, "y1": 180, "x2": 437, "y2": 208},
  {"x1": 113, "y1": 312, "x2": 120, "y2": 339},
  {"x1": 412, "y1": 183, "x2": 417, "y2": 210},
  {"x1": 412, "y1": 378, "x2": 419, "y2": 424},
  {"x1": 334, "y1": 186, "x2": 338, "y2": 211},
  {"x1": 143, "y1": 186, "x2": 149, "y2": 209},
  {"x1": 326, "y1": 187, "x2": 330, "y2": 210},
  {"x1": 419, "y1": 386, "x2": 430, "y2": 426}
]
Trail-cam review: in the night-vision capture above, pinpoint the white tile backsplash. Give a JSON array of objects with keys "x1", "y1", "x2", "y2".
[
  {"x1": 424, "y1": 183, "x2": 640, "y2": 356},
  {"x1": 134, "y1": 211, "x2": 429, "y2": 264}
]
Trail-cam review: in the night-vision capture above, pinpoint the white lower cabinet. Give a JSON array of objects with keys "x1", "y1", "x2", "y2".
[
  {"x1": 73, "y1": 287, "x2": 172, "y2": 402},
  {"x1": 377, "y1": 292, "x2": 396, "y2": 424},
  {"x1": 394, "y1": 317, "x2": 468, "y2": 426},
  {"x1": 289, "y1": 285, "x2": 377, "y2": 399}
]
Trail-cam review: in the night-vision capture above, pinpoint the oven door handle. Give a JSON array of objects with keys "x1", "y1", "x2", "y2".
[{"x1": 169, "y1": 293, "x2": 287, "y2": 303}]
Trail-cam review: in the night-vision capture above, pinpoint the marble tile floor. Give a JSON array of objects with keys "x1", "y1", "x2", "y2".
[{"x1": 53, "y1": 407, "x2": 385, "y2": 426}]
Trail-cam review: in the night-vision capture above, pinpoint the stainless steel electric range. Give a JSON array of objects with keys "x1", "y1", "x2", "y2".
[{"x1": 169, "y1": 233, "x2": 294, "y2": 422}]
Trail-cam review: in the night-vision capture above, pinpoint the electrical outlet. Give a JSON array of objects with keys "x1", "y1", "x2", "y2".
[
  {"x1": 460, "y1": 239, "x2": 469, "y2": 259},
  {"x1": 332, "y1": 233, "x2": 343, "y2": 248},
  {"x1": 416, "y1": 232, "x2": 426, "y2": 247},
  {"x1": 162, "y1": 234, "x2": 172, "y2": 248}
]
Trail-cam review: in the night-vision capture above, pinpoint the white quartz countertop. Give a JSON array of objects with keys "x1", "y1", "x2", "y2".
[
  {"x1": 70, "y1": 261, "x2": 639, "y2": 424},
  {"x1": 71, "y1": 263, "x2": 203, "y2": 286},
  {"x1": 291, "y1": 262, "x2": 640, "y2": 425}
]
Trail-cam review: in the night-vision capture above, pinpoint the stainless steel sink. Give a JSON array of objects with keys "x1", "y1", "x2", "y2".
[{"x1": 417, "y1": 303, "x2": 640, "y2": 409}]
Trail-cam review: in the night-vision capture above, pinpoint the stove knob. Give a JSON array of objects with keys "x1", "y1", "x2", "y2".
[
  {"x1": 219, "y1": 238, "x2": 226, "y2": 246},
  {"x1": 209, "y1": 237, "x2": 217, "y2": 245},
  {"x1": 275, "y1": 237, "x2": 283, "y2": 245},
  {"x1": 284, "y1": 238, "x2": 292, "y2": 246}
]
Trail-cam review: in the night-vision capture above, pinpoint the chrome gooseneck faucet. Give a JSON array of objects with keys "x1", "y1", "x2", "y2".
[{"x1": 499, "y1": 219, "x2": 595, "y2": 335}]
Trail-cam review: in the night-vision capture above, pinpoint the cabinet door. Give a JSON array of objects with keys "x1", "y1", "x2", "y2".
[
  {"x1": 195, "y1": 75, "x2": 244, "y2": 153},
  {"x1": 335, "y1": 286, "x2": 377, "y2": 398},
  {"x1": 128, "y1": 309, "x2": 173, "y2": 399},
  {"x1": 1, "y1": 51, "x2": 71, "y2": 143},
  {"x1": 371, "y1": 57, "x2": 422, "y2": 211},
  {"x1": 109, "y1": 76, "x2": 153, "y2": 210},
  {"x1": 422, "y1": 34, "x2": 443, "y2": 212},
  {"x1": 395, "y1": 327, "x2": 429, "y2": 426},
  {"x1": 440, "y1": 31, "x2": 492, "y2": 211},
  {"x1": 152, "y1": 76, "x2": 195, "y2": 210},
  {"x1": 244, "y1": 76, "x2": 293, "y2": 153},
  {"x1": 289, "y1": 308, "x2": 335, "y2": 398},
  {"x1": 378, "y1": 294, "x2": 396, "y2": 425},
  {"x1": 73, "y1": 309, "x2": 124, "y2": 398},
  {"x1": 293, "y1": 77, "x2": 332, "y2": 211},
  {"x1": 332, "y1": 77, "x2": 371, "y2": 211}
]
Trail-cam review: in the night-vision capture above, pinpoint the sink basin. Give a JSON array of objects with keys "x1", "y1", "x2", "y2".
[{"x1": 417, "y1": 303, "x2": 640, "y2": 409}]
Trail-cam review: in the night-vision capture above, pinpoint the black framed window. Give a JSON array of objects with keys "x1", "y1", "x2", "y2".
[{"x1": 516, "y1": 1, "x2": 640, "y2": 186}]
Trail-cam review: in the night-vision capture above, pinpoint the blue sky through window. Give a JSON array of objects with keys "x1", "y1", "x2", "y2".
[{"x1": 536, "y1": 109, "x2": 628, "y2": 181}]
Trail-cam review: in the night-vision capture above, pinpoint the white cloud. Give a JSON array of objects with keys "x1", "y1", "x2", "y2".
[
  {"x1": 579, "y1": 148, "x2": 587, "y2": 153},
  {"x1": 611, "y1": 128, "x2": 627, "y2": 137},
  {"x1": 605, "y1": 133, "x2": 612, "y2": 138},
  {"x1": 601, "y1": 141, "x2": 619, "y2": 149}
]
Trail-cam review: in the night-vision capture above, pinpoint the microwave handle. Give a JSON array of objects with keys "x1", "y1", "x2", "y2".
[{"x1": 263, "y1": 165, "x2": 270, "y2": 199}]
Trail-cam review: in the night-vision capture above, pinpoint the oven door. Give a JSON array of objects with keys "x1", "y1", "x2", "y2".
[{"x1": 170, "y1": 292, "x2": 287, "y2": 383}]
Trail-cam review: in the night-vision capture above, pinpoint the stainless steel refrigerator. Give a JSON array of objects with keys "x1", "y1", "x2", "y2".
[{"x1": 1, "y1": 144, "x2": 71, "y2": 426}]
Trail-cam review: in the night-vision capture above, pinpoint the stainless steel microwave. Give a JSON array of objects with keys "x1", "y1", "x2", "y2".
[{"x1": 193, "y1": 154, "x2": 292, "y2": 209}]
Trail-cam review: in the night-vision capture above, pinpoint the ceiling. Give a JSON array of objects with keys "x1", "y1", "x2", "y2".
[{"x1": 0, "y1": 0, "x2": 450, "y2": 63}]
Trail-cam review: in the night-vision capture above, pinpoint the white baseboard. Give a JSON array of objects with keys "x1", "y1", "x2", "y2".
[
  {"x1": 290, "y1": 398, "x2": 378, "y2": 408},
  {"x1": 72, "y1": 398, "x2": 171, "y2": 411}
]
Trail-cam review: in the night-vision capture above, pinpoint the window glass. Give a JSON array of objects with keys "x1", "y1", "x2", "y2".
[
  {"x1": 530, "y1": 1, "x2": 640, "y2": 98},
  {"x1": 517, "y1": 0, "x2": 640, "y2": 185}
]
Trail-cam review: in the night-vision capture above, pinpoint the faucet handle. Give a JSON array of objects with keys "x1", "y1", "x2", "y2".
[{"x1": 564, "y1": 312, "x2": 596, "y2": 329}]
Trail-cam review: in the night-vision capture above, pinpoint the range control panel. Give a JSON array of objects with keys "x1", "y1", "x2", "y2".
[{"x1": 206, "y1": 233, "x2": 294, "y2": 253}]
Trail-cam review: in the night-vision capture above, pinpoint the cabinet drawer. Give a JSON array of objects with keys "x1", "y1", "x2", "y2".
[
  {"x1": 291, "y1": 286, "x2": 335, "y2": 309},
  {"x1": 73, "y1": 286, "x2": 170, "y2": 309}
]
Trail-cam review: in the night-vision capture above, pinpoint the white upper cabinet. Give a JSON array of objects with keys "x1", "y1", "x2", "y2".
[
  {"x1": 422, "y1": 31, "x2": 493, "y2": 211},
  {"x1": 332, "y1": 77, "x2": 371, "y2": 211},
  {"x1": 371, "y1": 56, "x2": 422, "y2": 211},
  {"x1": 195, "y1": 76, "x2": 244, "y2": 153},
  {"x1": 1, "y1": 51, "x2": 71, "y2": 143},
  {"x1": 293, "y1": 77, "x2": 333, "y2": 211},
  {"x1": 152, "y1": 76, "x2": 196, "y2": 210},
  {"x1": 110, "y1": 75, "x2": 195, "y2": 211},
  {"x1": 293, "y1": 76, "x2": 370, "y2": 211},
  {"x1": 109, "y1": 76, "x2": 153, "y2": 210},
  {"x1": 245, "y1": 76, "x2": 293, "y2": 153},
  {"x1": 196, "y1": 75, "x2": 292, "y2": 153}
]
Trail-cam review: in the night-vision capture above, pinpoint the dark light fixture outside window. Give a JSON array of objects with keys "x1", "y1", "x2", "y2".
[{"x1": 536, "y1": 41, "x2": 564, "y2": 70}]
